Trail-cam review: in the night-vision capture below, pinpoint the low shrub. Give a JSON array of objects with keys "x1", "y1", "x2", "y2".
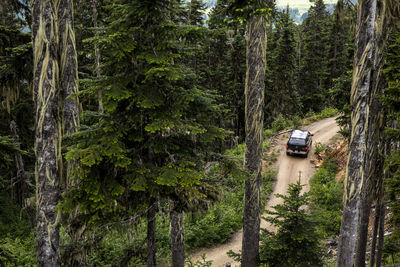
[
  {"x1": 309, "y1": 159, "x2": 343, "y2": 237},
  {"x1": 314, "y1": 142, "x2": 327, "y2": 155},
  {"x1": 0, "y1": 235, "x2": 36, "y2": 266},
  {"x1": 272, "y1": 114, "x2": 293, "y2": 132}
]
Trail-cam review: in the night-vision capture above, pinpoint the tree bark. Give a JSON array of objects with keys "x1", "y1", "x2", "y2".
[
  {"x1": 355, "y1": 197, "x2": 372, "y2": 267},
  {"x1": 59, "y1": 0, "x2": 80, "y2": 142},
  {"x1": 369, "y1": 201, "x2": 381, "y2": 267},
  {"x1": 147, "y1": 197, "x2": 157, "y2": 267},
  {"x1": 170, "y1": 200, "x2": 184, "y2": 267},
  {"x1": 9, "y1": 120, "x2": 29, "y2": 207},
  {"x1": 375, "y1": 198, "x2": 385, "y2": 267},
  {"x1": 32, "y1": 0, "x2": 61, "y2": 265},
  {"x1": 338, "y1": 0, "x2": 377, "y2": 266},
  {"x1": 59, "y1": 1, "x2": 85, "y2": 266},
  {"x1": 9, "y1": 120, "x2": 36, "y2": 227},
  {"x1": 91, "y1": 0, "x2": 103, "y2": 114},
  {"x1": 242, "y1": 14, "x2": 266, "y2": 267},
  {"x1": 355, "y1": 1, "x2": 388, "y2": 265},
  {"x1": 375, "y1": 140, "x2": 391, "y2": 267}
]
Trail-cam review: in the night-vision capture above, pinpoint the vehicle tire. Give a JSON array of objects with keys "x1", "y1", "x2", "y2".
[
  {"x1": 286, "y1": 152, "x2": 290, "y2": 156},
  {"x1": 304, "y1": 152, "x2": 308, "y2": 158}
]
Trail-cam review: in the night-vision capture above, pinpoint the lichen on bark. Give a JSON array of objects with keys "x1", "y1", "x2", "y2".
[
  {"x1": 337, "y1": 0, "x2": 377, "y2": 266},
  {"x1": 32, "y1": 0, "x2": 62, "y2": 265},
  {"x1": 242, "y1": 13, "x2": 266, "y2": 267}
]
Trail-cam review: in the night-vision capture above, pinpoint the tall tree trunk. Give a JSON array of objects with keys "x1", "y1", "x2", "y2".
[
  {"x1": 91, "y1": 0, "x2": 103, "y2": 113},
  {"x1": 375, "y1": 196, "x2": 385, "y2": 267},
  {"x1": 59, "y1": 0, "x2": 80, "y2": 140},
  {"x1": 32, "y1": 0, "x2": 61, "y2": 265},
  {"x1": 355, "y1": 1, "x2": 388, "y2": 265},
  {"x1": 147, "y1": 197, "x2": 157, "y2": 267},
  {"x1": 9, "y1": 120, "x2": 36, "y2": 227},
  {"x1": 370, "y1": 201, "x2": 381, "y2": 267},
  {"x1": 370, "y1": 144, "x2": 386, "y2": 267},
  {"x1": 338, "y1": 0, "x2": 377, "y2": 266},
  {"x1": 242, "y1": 14, "x2": 266, "y2": 267},
  {"x1": 375, "y1": 139, "x2": 392, "y2": 267},
  {"x1": 170, "y1": 199, "x2": 184, "y2": 267},
  {"x1": 9, "y1": 120, "x2": 28, "y2": 207},
  {"x1": 59, "y1": 0, "x2": 84, "y2": 266}
]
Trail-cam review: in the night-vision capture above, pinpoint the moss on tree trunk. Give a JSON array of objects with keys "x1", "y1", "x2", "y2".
[
  {"x1": 338, "y1": 0, "x2": 377, "y2": 266},
  {"x1": 242, "y1": 14, "x2": 266, "y2": 267},
  {"x1": 32, "y1": 0, "x2": 61, "y2": 265}
]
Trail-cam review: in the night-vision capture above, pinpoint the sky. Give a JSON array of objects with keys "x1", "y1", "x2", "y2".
[{"x1": 276, "y1": 0, "x2": 338, "y2": 13}]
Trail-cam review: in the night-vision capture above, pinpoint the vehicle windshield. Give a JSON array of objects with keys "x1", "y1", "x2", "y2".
[{"x1": 289, "y1": 137, "x2": 306, "y2": 145}]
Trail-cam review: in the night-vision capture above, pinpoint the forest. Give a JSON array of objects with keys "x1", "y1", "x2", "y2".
[{"x1": 1, "y1": 0, "x2": 400, "y2": 266}]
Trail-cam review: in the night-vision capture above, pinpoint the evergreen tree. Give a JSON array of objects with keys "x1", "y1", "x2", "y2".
[
  {"x1": 298, "y1": 0, "x2": 331, "y2": 112},
  {"x1": 265, "y1": 6, "x2": 301, "y2": 120},
  {"x1": 259, "y1": 181, "x2": 323, "y2": 267},
  {"x1": 63, "y1": 0, "x2": 227, "y2": 265},
  {"x1": 203, "y1": 1, "x2": 247, "y2": 142},
  {"x1": 380, "y1": 30, "x2": 400, "y2": 266},
  {"x1": 0, "y1": 0, "x2": 33, "y2": 216},
  {"x1": 186, "y1": 0, "x2": 207, "y2": 26}
]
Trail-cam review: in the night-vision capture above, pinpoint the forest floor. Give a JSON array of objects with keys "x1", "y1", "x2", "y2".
[{"x1": 190, "y1": 116, "x2": 341, "y2": 266}]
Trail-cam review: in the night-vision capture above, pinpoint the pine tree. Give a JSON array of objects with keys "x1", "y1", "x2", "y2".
[
  {"x1": 379, "y1": 29, "x2": 400, "y2": 267},
  {"x1": 62, "y1": 0, "x2": 227, "y2": 265},
  {"x1": 259, "y1": 181, "x2": 323, "y2": 267},
  {"x1": 298, "y1": 0, "x2": 331, "y2": 112},
  {"x1": 265, "y1": 6, "x2": 301, "y2": 120},
  {"x1": 186, "y1": 0, "x2": 207, "y2": 26}
]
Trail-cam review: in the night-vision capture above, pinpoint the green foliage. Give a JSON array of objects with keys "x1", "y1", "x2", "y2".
[
  {"x1": 314, "y1": 142, "x2": 327, "y2": 155},
  {"x1": 329, "y1": 71, "x2": 352, "y2": 114},
  {"x1": 383, "y1": 31, "x2": 400, "y2": 140},
  {"x1": 309, "y1": 159, "x2": 343, "y2": 237},
  {"x1": 0, "y1": 235, "x2": 36, "y2": 267},
  {"x1": 0, "y1": 136, "x2": 20, "y2": 170},
  {"x1": 0, "y1": 193, "x2": 35, "y2": 267},
  {"x1": 185, "y1": 201, "x2": 243, "y2": 249},
  {"x1": 0, "y1": 192, "x2": 31, "y2": 238},
  {"x1": 298, "y1": 0, "x2": 332, "y2": 112},
  {"x1": 185, "y1": 144, "x2": 274, "y2": 251},
  {"x1": 386, "y1": 150, "x2": 400, "y2": 241},
  {"x1": 259, "y1": 181, "x2": 324, "y2": 267},
  {"x1": 382, "y1": 235, "x2": 400, "y2": 265},
  {"x1": 315, "y1": 107, "x2": 339, "y2": 120},
  {"x1": 185, "y1": 254, "x2": 212, "y2": 267},
  {"x1": 85, "y1": 227, "x2": 146, "y2": 267},
  {"x1": 62, "y1": 0, "x2": 229, "y2": 228},
  {"x1": 265, "y1": 7, "x2": 302, "y2": 123},
  {"x1": 271, "y1": 114, "x2": 293, "y2": 132},
  {"x1": 382, "y1": 32, "x2": 400, "y2": 261}
]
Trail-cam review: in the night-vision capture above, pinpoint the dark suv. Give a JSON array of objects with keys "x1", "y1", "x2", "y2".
[{"x1": 286, "y1": 130, "x2": 313, "y2": 157}]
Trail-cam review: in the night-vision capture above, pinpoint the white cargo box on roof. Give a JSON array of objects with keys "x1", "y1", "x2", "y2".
[{"x1": 291, "y1": 130, "x2": 308, "y2": 139}]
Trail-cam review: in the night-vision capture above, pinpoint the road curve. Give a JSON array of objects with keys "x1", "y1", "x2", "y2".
[{"x1": 190, "y1": 117, "x2": 340, "y2": 266}]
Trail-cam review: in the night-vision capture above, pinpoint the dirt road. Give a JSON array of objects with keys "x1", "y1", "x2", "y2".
[{"x1": 190, "y1": 117, "x2": 340, "y2": 266}]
